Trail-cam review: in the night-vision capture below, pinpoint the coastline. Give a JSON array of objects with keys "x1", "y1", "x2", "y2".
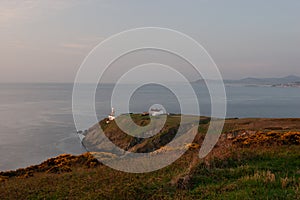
[
  {"x1": 2, "y1": 115, "x2": 300, "y2": 173},
  {"x1": 1, "y1": 115, "x2": 299, "y2": 199}
]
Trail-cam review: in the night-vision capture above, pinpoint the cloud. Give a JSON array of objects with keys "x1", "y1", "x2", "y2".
[
  {"x1": 61, "y1": 43, "x2": 90, "y2": 49},
  {"x1": 59, "y1": 36, "x2": 105, "y2": 55},
  {"x1": 0, "y1": 1, "x2": 35, "y2": 23},
  {"x1": 0, "y1": 0, "x2": 82, "y2": 26},
  {"x1": 61, "y1": 36, "x2": 105, "y2": 48}
]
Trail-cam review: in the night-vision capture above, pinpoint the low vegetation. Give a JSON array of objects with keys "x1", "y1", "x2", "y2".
[{"x1": 0, "y1": 115, "x2": 299, "y2": 199}]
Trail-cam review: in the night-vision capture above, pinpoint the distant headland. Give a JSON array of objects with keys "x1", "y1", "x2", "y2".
[{"x1": 194, "y1": 75, "x2": 300, "y2": 87}]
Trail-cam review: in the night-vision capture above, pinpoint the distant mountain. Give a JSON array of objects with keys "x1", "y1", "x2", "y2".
[
  {"x1": 193, "y1": 75, "x2": 300, "y2": 86},
  {"x1": 226, "y1": 75, "x2": 300, "y2": 85}
]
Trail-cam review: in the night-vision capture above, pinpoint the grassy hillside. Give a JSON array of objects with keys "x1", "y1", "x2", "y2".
[{"x1": 0, "y1": 115, "x2": 299, "y2": 199}]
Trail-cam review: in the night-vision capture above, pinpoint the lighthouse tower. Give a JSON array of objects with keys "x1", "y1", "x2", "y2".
[{"x1": 108, "y1": 107, "x2": 115, "y2": 121}]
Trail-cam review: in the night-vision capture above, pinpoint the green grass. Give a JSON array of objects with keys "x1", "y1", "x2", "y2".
[
  {"x1": 1, "y1": 115, "x2": 300, "y2": 199},
  {"x1": 189, "y1": 146, "x2": 300, "y2": 199},
  {"x1": 0, "y1": 146, "x2": 299, "y2": 200}
]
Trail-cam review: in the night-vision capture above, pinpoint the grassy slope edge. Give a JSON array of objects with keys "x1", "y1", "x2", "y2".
[{"x1": 0, "y1": 115, "x2": 299, "y2": 200}]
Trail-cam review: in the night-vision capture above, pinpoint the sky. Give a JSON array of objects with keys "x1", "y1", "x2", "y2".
[{"x1": 0, "y1": 0, "x2": 299, "y2": 83}]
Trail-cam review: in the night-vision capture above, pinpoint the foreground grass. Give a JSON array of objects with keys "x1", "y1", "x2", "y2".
[
  {"x1": 0, "y1": 145, "x2": 299, "y2": 200},
  {"x1": 1, "y1": 116, "x2": 300, "y2": 199},
  {"x1": 189, "y1": 146, "x2": 300, "y2": 199}
]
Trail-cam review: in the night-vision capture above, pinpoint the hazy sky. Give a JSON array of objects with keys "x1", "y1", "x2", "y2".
[{"x1": 0, "y1": 0, "x2": 299, "y2": 83}]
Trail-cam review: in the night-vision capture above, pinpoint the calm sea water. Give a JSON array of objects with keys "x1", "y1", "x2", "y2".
[{"x1": 0, "y1": 83, "x2": 300, "y2": 171}]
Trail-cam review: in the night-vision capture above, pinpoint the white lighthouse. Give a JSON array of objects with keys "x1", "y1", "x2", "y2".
[{"x1": 108, "y1": 107, "x2": 115, "y2": 121}]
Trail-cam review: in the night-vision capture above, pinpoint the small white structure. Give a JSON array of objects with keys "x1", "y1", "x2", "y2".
[
  {"x1": 149, "y1": 108, "x2": 164, "y2": 116},
  {"x1": 108, "y1": 107, "x2": 115, "y2": 121}
]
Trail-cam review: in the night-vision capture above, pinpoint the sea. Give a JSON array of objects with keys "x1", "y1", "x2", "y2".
[{"x1": 1, "y1": 82, "x2": 300, "y2": 171}]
